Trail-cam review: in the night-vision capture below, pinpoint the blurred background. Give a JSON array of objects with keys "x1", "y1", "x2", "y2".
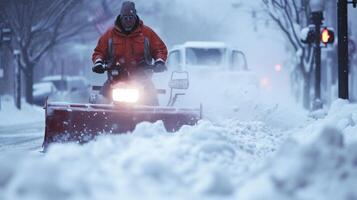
[{"x1": 0, "y1": 0, "x2": 356, "y2": 109}]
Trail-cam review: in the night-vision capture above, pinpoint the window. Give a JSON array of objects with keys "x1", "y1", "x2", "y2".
[
  {"x1": 231, "y1": 50, "x2": 247, "y2": 70},
  {"x1": 185, "y1": 48, "x2": 224, "y2": 66},
  {"x1": 167, "y1": 50, "x2": 181, "y2": 70}
]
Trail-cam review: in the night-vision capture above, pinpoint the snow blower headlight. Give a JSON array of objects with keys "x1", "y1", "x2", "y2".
[{"x1": 112, "y1": 88, "x2": 139, "y2": 103}]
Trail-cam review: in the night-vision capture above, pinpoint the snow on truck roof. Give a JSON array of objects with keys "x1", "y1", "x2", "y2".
[{"x1": 174, "y1": 41, "x2": 228, "y2": 49}]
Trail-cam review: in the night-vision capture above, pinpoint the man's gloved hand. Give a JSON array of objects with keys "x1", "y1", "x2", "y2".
[
  {"x1": 92, "y1": 60, "x2": 105, "y2": 74},
  {"x1": 154, "y1": 60, "x2": 167, "y2": 72}
]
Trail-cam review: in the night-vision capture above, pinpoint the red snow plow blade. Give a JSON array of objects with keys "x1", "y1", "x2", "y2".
[{"x1": 43, "y1": 102, "x2": 201, "y2": 148}]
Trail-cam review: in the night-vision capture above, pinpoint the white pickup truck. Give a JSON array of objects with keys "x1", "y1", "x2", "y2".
[{"x1": 166, "y1": 41, "x2": 248, "y2": 71}]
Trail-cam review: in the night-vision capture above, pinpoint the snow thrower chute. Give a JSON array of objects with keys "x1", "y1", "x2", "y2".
[{"x1": 43, "y1": 70, "x2": 202, "y2": 149}]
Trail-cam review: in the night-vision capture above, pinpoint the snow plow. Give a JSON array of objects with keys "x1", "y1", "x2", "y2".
[{"x1": 43, "y1": 66, "x2": 202, "y2": 149}]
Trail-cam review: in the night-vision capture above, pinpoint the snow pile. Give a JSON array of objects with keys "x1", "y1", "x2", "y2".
[
  {"x1": 0, "y1": 67, "x2": 307, "y2": 200},
  {"x1": 0, "y1": 96, "x2": 44, "y2": 126},
  {"x1": 292, "y1": 99, "x2": 357, "y2": 145},
  {"x1": 0, "y1": 119, "x2": 287, "y2": 200},
  {"x1": 237, "y1": 99, "x2": 357, "y2": 200}
]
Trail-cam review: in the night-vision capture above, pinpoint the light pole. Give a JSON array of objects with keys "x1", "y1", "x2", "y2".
[{"x1": 337, "y1": 0, "x2": 357, "y2": 100}]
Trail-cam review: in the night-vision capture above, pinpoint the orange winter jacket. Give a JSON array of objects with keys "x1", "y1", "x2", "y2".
[{"x1": 92, "y1": 19, "x2": 167, "y2": 72}]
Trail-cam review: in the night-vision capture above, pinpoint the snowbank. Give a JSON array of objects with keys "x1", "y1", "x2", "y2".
[
  {"x1": 236, "y1": 99, "x2": 357, "y2": 200},
  {"x1": 2, "y1": 89, "x2": 355, "y2": 200},
  {"x1": 0, "y1": 119, "x2": 287, "y2": 200},
  {"x1": 0, "y1": 69, "x2": 308, "y2": 200},
  {"x1": 0, "y1": 95, "x2": 44, "y2": 127},
  {"x1": 289, "y1": 99, "x2": 357, "y2": 145}
]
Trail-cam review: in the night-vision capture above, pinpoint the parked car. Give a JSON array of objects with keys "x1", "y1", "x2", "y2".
[
  {"x1": 166, "y1": 41, "x2": 248, "y2": 71},
  {"x1": 33, "y1": 76, "x2": 90, "y2": 106},
  {"x1": 33, "y1": 82, "x2": 57, "y2": 106}
]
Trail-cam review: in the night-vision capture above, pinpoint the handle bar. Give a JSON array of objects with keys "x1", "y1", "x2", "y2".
[{"x1": 102, "y1": 63, "x2": 157, "y2": 72}]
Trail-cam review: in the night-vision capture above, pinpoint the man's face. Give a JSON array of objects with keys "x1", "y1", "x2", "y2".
[{"x1": 120, "y1": 9, "x2": 136, "y2": 31}]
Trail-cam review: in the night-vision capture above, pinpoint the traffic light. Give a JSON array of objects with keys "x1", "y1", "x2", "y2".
[
  {"x1": 301, "y1": 26, "x2": 335, "y2": 45},
  {"x1": 353, "y1": 0, "x2": 357, "y2": 8},
  {"x1": 0, "y1": 27, "x2": 12, "y2": 43},
  {"x1": 321, "y1": 27, "x2": 335, "y2": 45}
]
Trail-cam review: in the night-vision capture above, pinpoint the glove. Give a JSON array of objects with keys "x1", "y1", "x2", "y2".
[
  {"x1": 154, "y1": 60, "x2": 167, "y2": 73},
  {"x1": 92, "y1": 60, "x2": 105, "y2": 74}
]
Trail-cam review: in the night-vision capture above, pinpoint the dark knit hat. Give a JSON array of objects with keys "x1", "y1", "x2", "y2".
[{"x1": 120, "y1": 1, "x2": 137, "y2": 15}]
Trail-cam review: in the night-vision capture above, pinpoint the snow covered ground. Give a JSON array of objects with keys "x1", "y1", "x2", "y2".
[
  {"x1": 237, "y1": 99, "x2": 357, "y2": 200},
  {"x1": 0, "y1": 96, "x2": 44, "y2": 153},
  {"x1": 2, "y1": 68, "x2": 355, "y2": 200},
  {"x1": 0, "y1": 95, "x2": 44, "y2": 126}
]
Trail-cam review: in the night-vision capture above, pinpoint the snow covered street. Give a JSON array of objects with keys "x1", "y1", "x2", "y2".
[
  {"x1": 0, "y1": 73, "x2": 312, "y2": 200},
  {"x1": 0, "y1": 123, "x2": 44, "y2": 153},
  {"x1": 0, "y1": 96, "x2": 44, "y2": 153},
  {"x1": 1, "y1": 78, "x2": 357, "y2": 200}
]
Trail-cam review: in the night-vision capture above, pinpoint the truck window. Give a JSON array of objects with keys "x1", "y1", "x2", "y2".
[
  {"x1": 167, "y1": 50, "x2": 181, "y2": 70},
  {"x1": 186, "y1": 48, "x2": 224, "y2": 66},
  {"x1": 231, "y1": 50, "x2": 247, "y2": 70}
]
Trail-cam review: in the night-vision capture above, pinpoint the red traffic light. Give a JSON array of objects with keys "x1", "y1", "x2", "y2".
[{"x1": 321, "y1": 28, "x2": 334, "y2": 44}]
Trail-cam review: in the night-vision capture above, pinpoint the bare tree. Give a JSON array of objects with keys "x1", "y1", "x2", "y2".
[
  {"x1": 90, "y1": 0, "x2": 118, "y2": 35},
  {"x1": 262, "y1": 0, "x2": 315, "y2": 109},
  {"x1": 0, "y1": 0, "x2": 91, "y2": 104}
]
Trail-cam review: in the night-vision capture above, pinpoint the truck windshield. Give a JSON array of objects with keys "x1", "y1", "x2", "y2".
[{"x1": 185, "y1": 48, "x2": 224, "y2": 66}]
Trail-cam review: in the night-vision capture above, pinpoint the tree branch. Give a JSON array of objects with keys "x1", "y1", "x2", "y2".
[
  {"x1": 283, "y1": 5, "x2": 304, "y2": 49},
  {"x1": 268, "y1": 12, "x2": 299, "y2": 51}
]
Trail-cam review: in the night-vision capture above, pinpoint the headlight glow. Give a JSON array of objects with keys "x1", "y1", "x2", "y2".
[{"x1": 112, "y1": 88, "x2": 139, "y2": 103}]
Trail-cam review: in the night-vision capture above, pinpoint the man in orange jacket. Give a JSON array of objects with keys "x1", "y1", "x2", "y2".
[{"x1": 92, "y1": 1, "x2": 168, "y2": 105}]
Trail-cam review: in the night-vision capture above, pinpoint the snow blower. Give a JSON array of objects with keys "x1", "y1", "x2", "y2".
[{"x1": 42, "y1": 67, "x2": 202, "y2": 149}]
